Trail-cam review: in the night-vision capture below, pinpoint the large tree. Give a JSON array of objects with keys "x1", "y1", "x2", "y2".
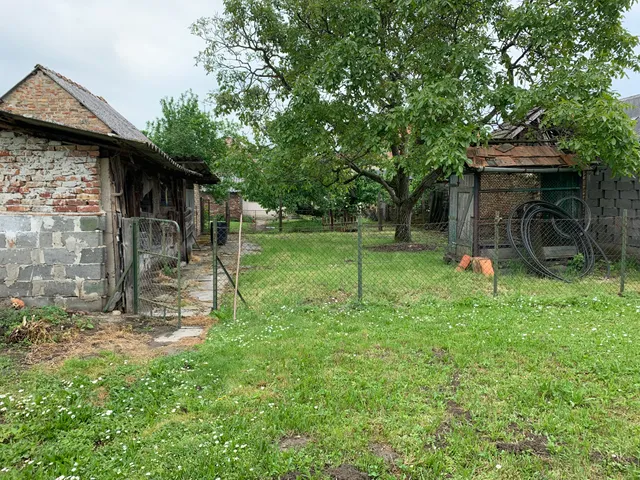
[
  {"x1": 192, "y1": 0, "x2": 640, "y2": 242},
  {"x1": 145, "y1": 91, "x2": 233, "y2": 199}
]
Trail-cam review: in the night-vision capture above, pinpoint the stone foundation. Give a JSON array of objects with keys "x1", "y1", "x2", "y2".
[{"x1": 0, "y1": 214, "x2": 107, "y2": 310}]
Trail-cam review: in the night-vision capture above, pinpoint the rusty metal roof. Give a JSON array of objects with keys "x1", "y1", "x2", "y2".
[{"x1": 466, "y1": 144, "x2": 575, "y2": 169}]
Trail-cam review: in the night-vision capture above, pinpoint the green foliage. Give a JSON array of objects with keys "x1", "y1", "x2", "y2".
[
  {"x1": 566, "y1": 253, "x2": 586, "y2": 276},
  {"x1": 0, "y1": 306, "x2": 93, "y2": 343},
  {"x1": 145, "y1": 91, "x2": 234, "y2": 200},
  {"x1": 192, "y1": 0, "x2": 640, "y2": 239}
]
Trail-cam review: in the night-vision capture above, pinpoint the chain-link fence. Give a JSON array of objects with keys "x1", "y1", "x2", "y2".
[{"x1": 208, "y1": 211, "x2": 639, "y2": 310}]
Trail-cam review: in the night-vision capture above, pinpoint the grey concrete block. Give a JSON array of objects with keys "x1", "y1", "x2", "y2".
[
  {"x1": 62, "y1": 231, "x2": 103, "y2": 248},
  {"x1": 66, "y1": 264, "x2": 104, "y2": 280},
  {"x1": 32, "y1": 265, "x2": 54, "y2": 280},
  {"x1": 56, "y1": 296, "x2": 103, "y2": 312},
  {"x1": 633, "y1": 200, "x2": 640, "y2": 210},
  {"x1": 618, "y1": 180, "x2": 636, "y2": 191},
  {"x1": 16, "y1": 232, "x2": 38, "y2": 248},
  {"x1": 0, "y1": 216, "x2": 31, "y2": 233},
  {"x1": 600, "y1": 198, "x2": 615, "y2": 208},
  {"x1": 604, "y1": 190, "x2": 619, "y2": 199},
  {"x1": 0, "y1": 233, "x2": 4, "y2": 248},
  {"x1": 38, "y1": 280, "x2": 78, "y2": 296},
  {"x1": 586, "y1": 198, "x2": 599, "y2": 208},
  {"x1": 39, "y1": 233, "x2": 53, "y2": 248},
  {"x1": 4, "y1": 281, "x2": 33, "y2": 297},
  {"x1": 603, "y1": 169, "x2": 613, "y2": 181},
  {"x1": 620, "y1": 190, "x2": 639, "y2": 200},
  {"x1": 603, "y1": 208, "x2": 619, "y2": 216},
  {"x1": 43, "y1": 248, "x2": 77, "y2": 265},
  {"x1": 0, "y1": 266, "x2": 6, "y2": 281},
  {"x1": 590, "y1": 207, "x2": 603, "y2": 216},
  {"x1": 22, "y1": 297, "x2": 55, "y2": 308},
  {"x1": 80, "y1": 247, "x2": 106, "y2": 264},
  {"x1": 601, "y1": 180, "x2": 616, "y2": 190},
  {"x1": 590, "y1": 171, "x2": 604, "y2": 182},
  {"x1": 45, "y1": 217, "x2": 76, "y2": 232},
  {"x1": 17, "y1": 265, "x2": 34, "y2": 281},
  {"x1": 0, "y1": 248, "x2": 32, "y2": 264},
  {"x1": 83, "y1": 279, "x2": 106, "y2": 295},
  {"x1": 616, "y1": 199, "x2": 634, "y2": 210},
  {"x1": 80, "y1": 216, "x2": 103, "y2": 232}
]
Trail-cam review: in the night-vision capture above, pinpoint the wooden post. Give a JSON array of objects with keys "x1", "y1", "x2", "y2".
[
  {"x1": 377, "y1": 192, "x2": 383, "y2": 232},
  {"x1": 233, "y1": 213, "x2": 244, "y2": 320},
  {"x1": 494, "y1": 211, "x2": 499, "y2": 297},
  {"x1": 620, "y1": 209, "x2": 628, "y2": 295}
]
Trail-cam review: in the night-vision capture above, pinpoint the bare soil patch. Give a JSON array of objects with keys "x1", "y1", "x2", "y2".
[
  {"x1": 590, "y1": 451, "x2": 639, "y2": 466},
  {"x1": 325, "y1": 464, "x2": 370, "y2": 480},
  {"x1": 495, "y1": 424, "x2": 550, "y2": 458},
  {"x1": 278, "y1": 434, "x2": 313, "y2": 451},
  {"x1": 21, "y1": 315, "x2": 215, "y2": 367},
  {"x1": 367, "y1": 243, "x2": 436, "y2": 253},
  {"x1": 370, "y1": 442, "x2": 401, "y2": 465}
]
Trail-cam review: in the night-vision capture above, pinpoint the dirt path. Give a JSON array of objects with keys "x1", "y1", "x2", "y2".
[{"x1": 181, "y1": 234, "x2": 260, "y2": 316}]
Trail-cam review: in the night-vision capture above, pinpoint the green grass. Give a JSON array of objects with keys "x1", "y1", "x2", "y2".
[{"x1": 1, "y1": 231, "x2": 640, "y2": 478}]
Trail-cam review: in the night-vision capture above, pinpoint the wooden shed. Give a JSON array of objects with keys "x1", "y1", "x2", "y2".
[{"x1": 448, "y1": 144, "x2": 581, "y2": 260}]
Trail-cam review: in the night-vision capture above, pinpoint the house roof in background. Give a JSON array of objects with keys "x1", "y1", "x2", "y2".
[
  {"x1": 622, "y1": 94, "x2": 640, "y2": 136},
  {"x1": 466, "y1": 144, "x2": 575, "y2": 169}
]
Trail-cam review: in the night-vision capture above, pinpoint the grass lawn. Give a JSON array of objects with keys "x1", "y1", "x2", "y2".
[{"x1": 1, "y1": 229, "x2": 640, "y2": 479}]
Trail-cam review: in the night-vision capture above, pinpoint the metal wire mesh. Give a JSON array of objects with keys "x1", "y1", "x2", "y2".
[
  {"x1": 210, "y1": 213, "x2": 639, "y2": 311},
  {"x1": 135, "y1": 218, "x2": 181, "y2": 319}
]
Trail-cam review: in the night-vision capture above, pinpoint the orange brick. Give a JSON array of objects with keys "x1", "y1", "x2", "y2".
[
  {"x1": 456, "y1": 254, "x2": 472, "y2": 272},
  {"x1": 472, "y1": 257, "x2": 494, "y2": 277}
]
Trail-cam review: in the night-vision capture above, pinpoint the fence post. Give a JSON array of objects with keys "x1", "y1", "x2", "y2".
[
  {"x1": 212, "y1": 222, "x2": 218, "y2": 311},
  {"x1": 132, "y1": 220, "x2": 140, "y2": 314},
  {"x1": 620, "y1": 209, "x2": 628, "y2": 295},
  {"x1": 493, "y1": 211, "x2": 499, "y2": 297},
  {"x1": 357, "y1": 215, "x2": 363, "y2": 302}
]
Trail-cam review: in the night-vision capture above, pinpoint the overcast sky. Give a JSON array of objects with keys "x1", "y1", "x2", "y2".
[{"x1": 1, "y1": 0, "x2": 640, "y2": 131}]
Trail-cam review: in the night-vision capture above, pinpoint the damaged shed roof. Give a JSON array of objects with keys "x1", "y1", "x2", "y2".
[{"x1": 466, "y1": 144, "x2": 575, "y2": 170}]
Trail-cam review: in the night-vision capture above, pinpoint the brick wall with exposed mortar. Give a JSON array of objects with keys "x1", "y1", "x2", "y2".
[
  {"x1": 205, "y1": 192, "x2": 243, "y2": 220},
  {"x1": 0, "y1": 128, "x2": 107, "y2": 310},
  {"x1": 1, "y1": 70, "x2": 112, "y2": 134}
]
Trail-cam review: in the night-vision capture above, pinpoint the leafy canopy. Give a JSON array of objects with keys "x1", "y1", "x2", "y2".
[{"x1": 193, "y1": 0, "x2": 640, "y2": 182}]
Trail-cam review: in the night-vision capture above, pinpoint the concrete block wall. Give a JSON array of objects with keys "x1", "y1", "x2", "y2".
[
  {"x1": 0, "y1": 215, "x2": 107, "y2": 310},
  {"x1": 585, "y1": 169, "x2": 640, "y2": 252},
  {"x1": 0, "y1": 128, "x2": 107, "y2": 310}
]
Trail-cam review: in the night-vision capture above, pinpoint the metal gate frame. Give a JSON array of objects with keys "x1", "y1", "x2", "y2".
[{"x1": 131, "y1": 218, "x2": 182, "y2": 326}]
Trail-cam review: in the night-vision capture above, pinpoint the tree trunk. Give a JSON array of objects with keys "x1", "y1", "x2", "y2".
[
  {"x1": 393, "y1": 168, "x2": 413, "y2": 242},
  {"x1": 395, "y1": 203, "x2": 413, "y2": 242}
]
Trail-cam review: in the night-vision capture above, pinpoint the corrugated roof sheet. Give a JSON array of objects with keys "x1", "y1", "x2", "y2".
[
  {"x1": 466, "y1": 145, "x2": 575, "y2": 169},
  {"x1": 36, "y1": 65, "x2": 151, "y2": 143}
]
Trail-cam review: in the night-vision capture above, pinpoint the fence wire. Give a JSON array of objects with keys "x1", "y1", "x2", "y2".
[
  {"x1": 208, "y1": 213, "x2": 640, "y2": 311},
  {"x1": 134, "y1": 218, "x2": 182, "y2": 322}
]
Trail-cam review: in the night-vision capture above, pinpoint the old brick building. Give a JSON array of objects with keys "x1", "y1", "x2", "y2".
[{"x1": 0, "y1": 65, "x2": 217, "y2": 311}]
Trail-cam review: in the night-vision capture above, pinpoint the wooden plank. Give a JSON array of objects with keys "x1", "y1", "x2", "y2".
[{"x1": 542, "y1": 246, "x2": 577, "y2": 259}]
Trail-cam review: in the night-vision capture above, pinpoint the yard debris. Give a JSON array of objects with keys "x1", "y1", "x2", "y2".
[
  {"x1": 456, "y1": 254, "x2": 472, "y2": 272},
  {"x1": 10, "y1": 298, "x2": 25, "y2": 310},
  {"x1": 455, "y1": 255, "x2": 494, "y2": 277}
]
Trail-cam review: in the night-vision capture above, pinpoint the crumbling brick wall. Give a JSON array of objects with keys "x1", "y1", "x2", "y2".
[
  {"x1": 0, "y1": 129, "x2": 101, "y2": 214},
  {"x1": 0, "y1": 127, "x2": 107, "y2": 310},
  {"x1": 205, "y1": 192, "x2": 243, "y2": 220},
  {"x1": 1, "y1": 70, "x2": 112, "y2": 134}
]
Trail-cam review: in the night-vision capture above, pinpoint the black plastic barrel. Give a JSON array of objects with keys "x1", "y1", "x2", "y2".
[{"x1": 216, "y1": 221, "x2": 228, "y2": 246}]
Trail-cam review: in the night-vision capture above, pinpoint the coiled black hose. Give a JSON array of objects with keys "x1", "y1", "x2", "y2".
[{"x1": 506, "y1": 199, "x2": 610, "y2": 282}]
